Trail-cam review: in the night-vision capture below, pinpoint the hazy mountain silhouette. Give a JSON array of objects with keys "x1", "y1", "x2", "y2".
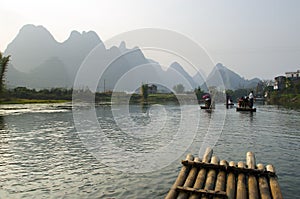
[
  {"x1": 167, "y1": 62, "x2": 197, "y2": 89},
  {"x1": 5, "y1": 24, "x2": 261, "y2": 91},
  {"x1": 5, "y1": 24, "x2": 59, "y2": 73},
  {"x1": 206, "y1": 63, "x2": 261, "y2": 90},
  {"x1": 5, "y1": 24, "x2": 102, "y2": 88}
]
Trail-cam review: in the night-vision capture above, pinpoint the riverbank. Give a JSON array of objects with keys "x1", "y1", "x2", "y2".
[
  {"x1": 268, "y1": 93, "x2": 300, "y2": 108},
  {"x1": 0, "y1": 98, "x2": 70, "y2": 104},
  {"x1": 0, "y1": 93, "x2": 181, "y2": 105}
]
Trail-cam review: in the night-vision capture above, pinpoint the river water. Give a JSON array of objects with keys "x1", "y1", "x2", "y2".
[{"x1": 0, "y1": 103, "x2": 299, "y2": 198}]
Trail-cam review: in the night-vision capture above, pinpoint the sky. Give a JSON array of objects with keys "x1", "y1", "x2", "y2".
[{"x1": 0, "y1": 0, "x2": 300, "y2": 80}]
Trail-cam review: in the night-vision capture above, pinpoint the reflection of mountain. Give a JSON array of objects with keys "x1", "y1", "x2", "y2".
[
  {"x1": 5, "y1": 24, "x2": 261, "y2": 91},
  {"x1": 0, "y1": 116, "x2": 5, "y2": 130}
]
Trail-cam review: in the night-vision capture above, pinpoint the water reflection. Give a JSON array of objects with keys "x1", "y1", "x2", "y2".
[
  {"x1": 141, "y1": 103, "x2": 150, "y2": 115},
  {"x1": 0, "y1": 104, "x2": 299, "y2": 198},
  {"x1": 127, "y1": 104, "x2": 151, "y2": 126},
  {"x1": 0, "y1": 116, "x2": 5, "y2": 130},
  {"x1": 238, "y1": 111, "x2": 254, "y2": 123}
]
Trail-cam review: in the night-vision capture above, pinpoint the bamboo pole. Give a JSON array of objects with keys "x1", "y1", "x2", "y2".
[
  {"x1": 266, "y1": 165, "x2": 283, "y2": 199},
  {"x1": 257, "y1": 164, "x2": 272, "y2": 199},
  {"x1": 226, "y1": 161, "x2": 236, "y2": 199},
  {"x1": 201, "y1": 156, "x2": 220, "y2": 199},
  {"x1": 236, "y1": 161, "x2": 247, "y2": 199},
  {"x1": 177, "y1": 157, "x2": 201, "y2": 199},
  {"x1": 189, "y1": 147, "x2": 213, "y2": 199},
  {"x1": 213, "y1": 160, "x2": 228, "y2": 199},
  {"x1": 246, "y1": 152, "x2": 259, "y2": 199},
  {"x1": 165, "y1": 154, "x2": 194, "y2": 199}
]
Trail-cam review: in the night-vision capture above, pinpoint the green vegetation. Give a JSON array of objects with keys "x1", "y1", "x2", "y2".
[
  {"x1": 5, "y1": 78, "x2": 298, "y2": 108},
  {"x1": 265, "y1": 78, "x2": 300, "y2": 108},
  {"x1": 140, "y1": 84, "x2": 148, "y2": 102},
  {"x1": 0, "y1": 52, "x2": 10, "y2": 98},
  {"x1": 225, "y1": 89, "x2": 252, "y2": 102},
  {"x1": 1, "y1": 87, "x2": 73, "y2": 104},
  {"x1": 173, "y1": 84, "x2": 185, "y2": 94},
  {"x1": 194, "y1": 86, "x2": 205, "y2": 103},
  {"x1": 129, "y1": 93, "x2": 178, "y2": 105},
  {"x1": 0, "y1": 99, "x2": 68, "y2": 104}
]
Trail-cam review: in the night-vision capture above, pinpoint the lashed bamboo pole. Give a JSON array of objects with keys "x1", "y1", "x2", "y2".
[
  {"x1": 177, "y1": 157, "x2": 201, "y2": 199},
  {"x1": 226, "y1": 161, "x2": 236, "y2": 199},
  {"x1": 257, "y1": 164, "x2": 272, "y2": 199},
  {"x1": 201, "y1": 156, "x2": 219, "y2": 199},
  {"x1": 213, "y1": 160, "x2": 228, "y2": 199},
  {"x1": 236, "y1": 161, "x2": 247, "y2": 199},
  {"x1": 246, "y1": 152, "x2": 259, "y2": 199},
  {"x1": 266, "y1": 165, "x2": 283, "y2": 199},
  {"x1": 165, "y1": 154, "x2": 194, "y2": 199},
  {"x1": 189, "y1": 147, "x2": 213, "y2": 199}
]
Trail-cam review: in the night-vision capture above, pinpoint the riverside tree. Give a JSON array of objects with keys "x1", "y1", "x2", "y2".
[
  {"x1": 0, "y1": 52, "x2": 10, "y2": 97},
  {"x1": 173, "y1": 84, "x2": 185, "y2": 94},
  {"x1": 141, "y1": 84, "x2": 148, "y2": 101}
]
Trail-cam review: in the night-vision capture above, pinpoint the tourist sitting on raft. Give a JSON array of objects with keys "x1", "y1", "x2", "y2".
[
  {"x1": 203, "y1": 93, "x2": 211, "y2": 108},
  {"x1": 238, "y1": 95, "x2": 253, "y2": 108}
]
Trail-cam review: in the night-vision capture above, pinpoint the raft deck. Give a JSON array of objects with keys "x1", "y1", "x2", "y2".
[
  {"x1": 236, "y1": 107, "x2": 256, "y2": 112},
  {"x1": 165, "y1": 148, "x2": 283, "y2": 199}
]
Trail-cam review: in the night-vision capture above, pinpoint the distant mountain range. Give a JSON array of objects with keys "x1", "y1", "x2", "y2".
[{"x1": 4, "y1": 24, "x2": 261, "y2": 91}]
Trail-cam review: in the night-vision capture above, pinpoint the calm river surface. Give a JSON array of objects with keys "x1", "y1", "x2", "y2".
[{"x1": 0, "y1": 103, "x2": 299, "y2": 198}]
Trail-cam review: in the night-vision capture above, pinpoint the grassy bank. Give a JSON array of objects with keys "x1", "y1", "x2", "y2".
[
  {"x1": 128, "y1": 93, "x2": 179, "y2": 104},
  {"x1": 1, "y1": 92, "x2": 198, "y2": 105},
  {"x1": 0, "y1": 98, "x2": 70, "y2": 104}
]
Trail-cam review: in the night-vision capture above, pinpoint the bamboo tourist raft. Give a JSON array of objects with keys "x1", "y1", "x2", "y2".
[{"x1": 165, "y1": 148, "x2": 283, "y2": 199}]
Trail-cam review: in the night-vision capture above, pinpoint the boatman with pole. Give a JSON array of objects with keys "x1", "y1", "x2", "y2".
[{"x1": 249, "y1": 91, "x2": 254, "y2": 108}]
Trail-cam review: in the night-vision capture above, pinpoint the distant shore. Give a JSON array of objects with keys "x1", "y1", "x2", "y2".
[
  {"x1": 2, "y1": 91, "x2": 300, "y2": 109},
  {"x1": 0, "y1": 99, "x2": 70, "y2": 104}
]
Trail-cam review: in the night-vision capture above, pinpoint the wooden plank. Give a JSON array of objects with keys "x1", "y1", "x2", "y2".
[
  {"x1": 236, "y1": 161, "x2": 247, "y2": 199},
  {"x1": 246, "y1": 152, "x2": 259, "y2": 199},
  {"x1": 177, "y1": 186, "x2": 227, "y2": 197},
  {"x1": 201, "y1": 156, "x2": 219, "y2": 199},
  {"x1": 226, "y1": 161, "x2": 236, "y2": 199},
  {"x1": 257, "y1": 164, "x2": 272, "y2": 199},
  {"x1": 181, "y1": 160, "x2": 276, "y2": 177},
  {"x1": 266, "y1": 165, "x2": 283, "y2": 199},
  {"x1": 177, "y1": 157, "x2": 201, "y2": 199},
  {"x1": 214, "y1": 160, "x2": 228, "y2": 199},
  {"x1": 165, "y1": 154, "x2": 194, "y2": 199},
  {"x1": 189, "y1": 147, "x2": 213, "y2": 199}
]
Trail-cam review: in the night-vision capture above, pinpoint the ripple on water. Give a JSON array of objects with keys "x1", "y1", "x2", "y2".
[{"x1": 0, "y1": 104, "x2": 299, "y2": 198}]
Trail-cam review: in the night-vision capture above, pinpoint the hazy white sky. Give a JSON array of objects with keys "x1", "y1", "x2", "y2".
[{"x1": 1, "y1": 0, "x2": 299, "y2": 79}]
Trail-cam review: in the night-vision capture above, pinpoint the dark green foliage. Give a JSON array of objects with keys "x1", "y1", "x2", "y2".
[
  {"x1": 0, "y1": 52, "x2": 10, "y2": 96},
  {"x1": 173, "y1": 84, "x2": 185, "y2": 93},
  {"x1": 267, "y1": 79, "x2": 300, "y2": 108},
  {"x1": 228, "y1": 88, "x2": 250, "y2": 102},
  {"x1": 194, "y1": 86, "x2": 204, "y2": 102},
  {"x1": 6, "y1": 87, "x2": 73, "y2": 100},
  {"x1": 141, "y1": 84, "x2": 148, "y2": 101}
]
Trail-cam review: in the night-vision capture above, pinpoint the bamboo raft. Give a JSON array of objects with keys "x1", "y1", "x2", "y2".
[
  {"x1": 236, "y1": 107, "x2": 257, "y2": 112},
  {"x1": 165, "y1": 148, "x2": 283, "y2": 199}
]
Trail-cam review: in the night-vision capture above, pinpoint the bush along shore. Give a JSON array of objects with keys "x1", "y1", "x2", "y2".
[
  {"x1": 4, "y1": 86, "x2": 299, "y2": 108},
  {"x1": 267, "y1": 92, "x2": 300, "y2": 108},
  {"x1": 0, "y1": 87, "x2": 182, "y2": 105},
  {"x1": 0, "y1": 87, "x2": 73, "y2": 104}
]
